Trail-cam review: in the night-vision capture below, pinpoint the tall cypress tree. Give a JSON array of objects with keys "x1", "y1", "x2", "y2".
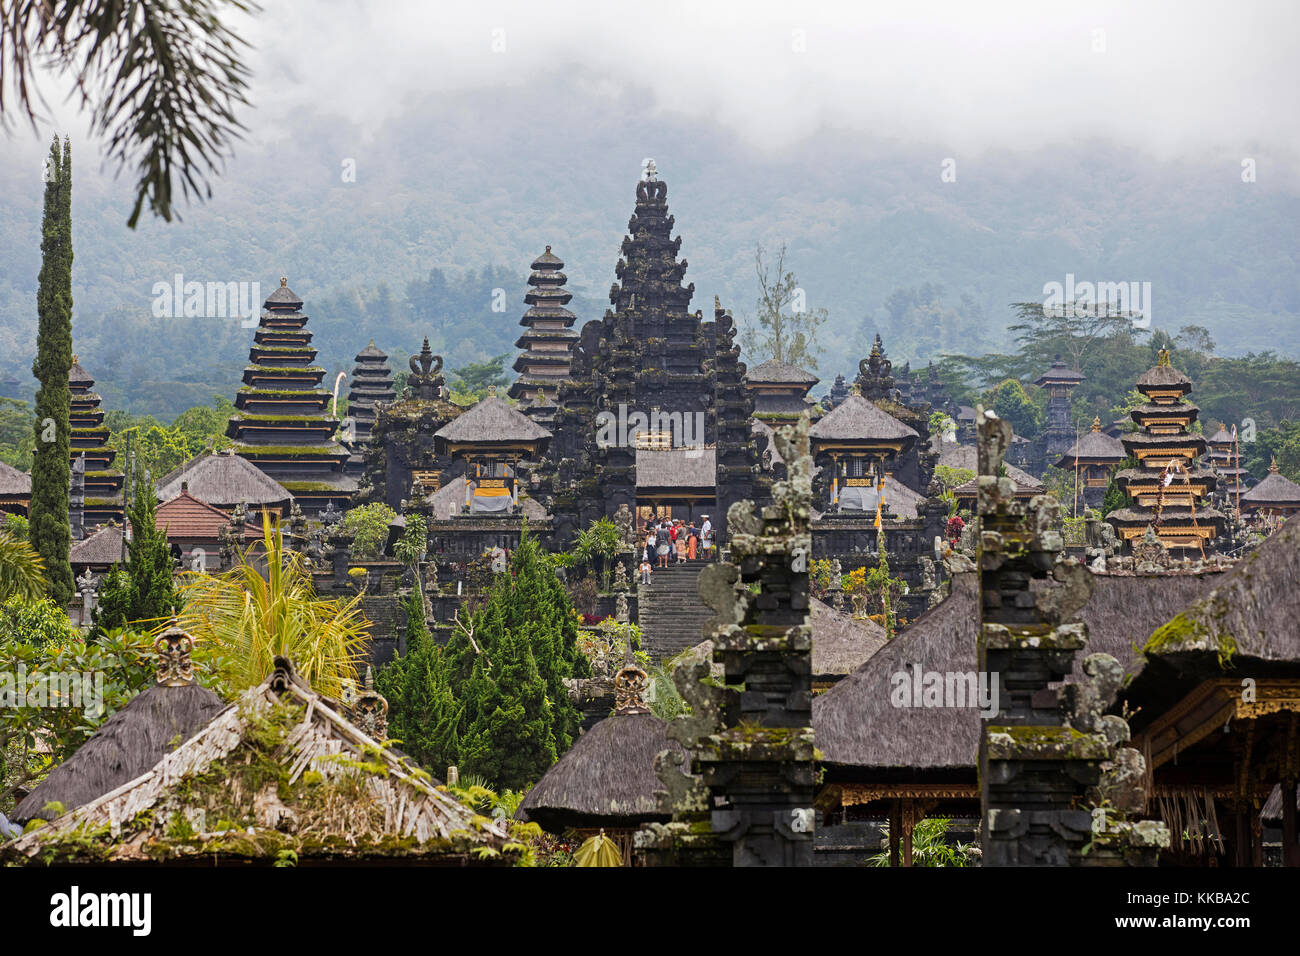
[
  {"x1": 30, "y1": 136, "x2": 74, "y2": 604},
  {"x1": 91, "y1": 475, "x2": 180, "y2": 636}
]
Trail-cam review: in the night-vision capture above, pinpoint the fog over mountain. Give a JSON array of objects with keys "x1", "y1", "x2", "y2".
[{"x1": 0, "y1": 1, "x2": 1296, "y2": 416}]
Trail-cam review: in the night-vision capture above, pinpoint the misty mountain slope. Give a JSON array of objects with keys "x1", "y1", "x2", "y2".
[{"x1": 0, "y1": 80, "x2": 1295, "y2": 417}]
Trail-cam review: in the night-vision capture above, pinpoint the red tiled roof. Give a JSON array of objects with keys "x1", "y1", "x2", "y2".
[{"x1": 156, "y1": 490, "x2": 238, "y2": 539}]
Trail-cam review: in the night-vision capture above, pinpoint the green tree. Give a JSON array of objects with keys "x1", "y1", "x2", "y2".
[
  {"x1": 340, "y1": 502, "x2": 397, "y2": 560},
  {"x1": 981, "y1": 379, "x2": 1045, "y2": 441},
  {"x1": 29, "y1": 135, "x2": 74, "y2": 605},
  {"x1": 456, "y1": 606, "x2": 558, "y2": 792},
  {"x1": 1, "y1": 624, "x2": 153, "y2": 813},
  {"x1": 449, "y1": 355, "x2": 510, "y2": 401},
  {"x1": 386, "y1": 525, "x2": 587, "y2": 788},
  {"x1": 1099, "y1": 456, "x2": 1136, "y2": 518},
  {"x1": 741, "y1": 243, "x2": 828, "y2": 370},
  {"x1": 91, "y1": 475, "x2": 180, "y2": 636},
  {"x1": 375, "y1": 597, "x2": 462, "y2": 775},
  {"x1": 0, "y1": 397, "x2": 35, "y2": 471}
]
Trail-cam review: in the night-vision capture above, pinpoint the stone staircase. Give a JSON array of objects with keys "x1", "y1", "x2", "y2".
[{"x1": 638, "y1": 562, "x2": 715, "y2": 662}]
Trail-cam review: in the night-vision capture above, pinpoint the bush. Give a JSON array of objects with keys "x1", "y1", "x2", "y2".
[{"x1": 340, "y1": 502, "x2": 397, "y2": 560}]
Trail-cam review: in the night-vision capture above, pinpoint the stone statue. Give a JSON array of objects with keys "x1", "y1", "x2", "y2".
[{"x1": 613, "y1": 503, "x2": 637, "y2": 553}]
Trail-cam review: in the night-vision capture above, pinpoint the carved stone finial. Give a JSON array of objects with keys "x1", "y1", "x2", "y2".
[
  {"x1": 351, "y1": 665, "x2": 389, "y2": 740},
  {"x1": 613, "y1": 662, "x2": 650, "y2": 716},
  {"x1": 155, "y1": 627, "x2": 195, "y2": 686},
  {"x1": 1091, "y1": 416, "x2": 1101, "y2": 432},
  {"x1": 280, "y1": 276, "x2": 288, "y2": 287}
]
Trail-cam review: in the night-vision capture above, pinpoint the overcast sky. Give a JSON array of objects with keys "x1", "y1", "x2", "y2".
[
  {"x1": 231, "y1": 0, "x2": 1298, "y2": 161},
  {"x1": 11, "y1": 0, "x2": 1297, "y2": 172}
]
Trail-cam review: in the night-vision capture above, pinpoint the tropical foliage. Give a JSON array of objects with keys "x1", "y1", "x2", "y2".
[
  {"x1": 379, "y1": 527, "x2": 589, "y2": 791},
  {"x1": 0, "y1": 530, "x2": 46, "y2": 603},
  {"x1": 91, "y1": 476, "x2": 181, "y2": 637},
  {"x1": 340, "y1": 502, "x2": 397, "y2": 560},
  {"x1": 0, "y1": 625, "x2": 153, "y2": 814},
  {"x1": 170, "y1": 512, "x2": 369, "y2": 699},
  {"x1": 867, "y1": 817, "x2": 975, "y2": 867}
]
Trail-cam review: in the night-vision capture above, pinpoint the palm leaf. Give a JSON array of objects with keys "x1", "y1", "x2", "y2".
[
  {"x1": 167, "y1": 510, "x2": 369, "y2": 697},
  {"x1": 0, "y1": 529, "x2": 48, "y2": 602}
]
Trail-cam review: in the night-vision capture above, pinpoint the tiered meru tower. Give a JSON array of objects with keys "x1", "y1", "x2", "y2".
[
  {"x1": 1034, "y1": 356, "x2": 1085, "y2": 461},
  {"x1": 540, "y1": 161, "x2": 761, "y2": 545},
  {"x1": 508, "y1": 246, "x2": 578, "y2": 426},
  {"x1": 68, "y1": 357, "x2": 123, "y2": 529},
  {"x1": 344, "y1": 341, "x2": 395, "y2": 474},
  {"x1": 226, "y1": 279, "x2": 355, "y2": 516},
  {"x1": 1203, "y1": 422, "x2": 1250, "y2": 507},
  {"x1": 1106, "y1": 349, "x2": 1224, "y2": 553}
]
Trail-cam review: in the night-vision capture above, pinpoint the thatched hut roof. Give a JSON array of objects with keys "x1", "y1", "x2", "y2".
[
  {"x1": 4, "y1": 657, "x2": 509, "y2": 864},
  {"x1": 434, "y1": 395, "x2": 551, "y2": 444},
  {"x1": 810, "y1": 598, "x2": 887, "y2": 678},
  {"x1": 814, "y1": 570, "x2": 1223, "y2": 774},
  {"x1": 814, "y1": 574, "x2": 980, "y2": 774},
  {"x1": 1241, "y1": 467, "x2": 1300, "y2": 506},
  {"x1": 13, "y1": 683, "x2": 224, "y2": 823},
  {"x1": 0, "y1": 460, "x2": 31, "y2": 497},
  {"x1": 156, "y1": 448, "x2": 293, "y2": 512},
  {"x1": 1122, "y1": 514, "x2": 1300, "y2": 724},
  {"x1": 517, "y1": 711, "x2": 682, "y2": 830},
  {"x1": 809, "y1": 394, "x2": 918, "y2": 442}
]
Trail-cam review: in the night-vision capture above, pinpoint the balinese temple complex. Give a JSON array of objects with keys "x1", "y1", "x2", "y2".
[
  {"x1": 227, "y1": 279, "x2": 356, "y2": 516},
  {"x1": 1107, "y1": 350, "x2": 1224, "y2": 553},
  {"x1": 68, "y1": 357, "x2": 123, "y2": 529},
  {"x1": 75, "y1": 160, "x2": 1289, "y2": 677}
]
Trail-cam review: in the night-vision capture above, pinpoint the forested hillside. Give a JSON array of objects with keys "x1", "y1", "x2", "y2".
[{"x1": 0, "y1": 77, "x2": 1296, "y2": 419}]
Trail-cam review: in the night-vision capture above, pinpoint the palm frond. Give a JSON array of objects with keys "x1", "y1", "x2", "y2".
[{"x1": 0, "y1": 529, "x2": 48, "y2": 602}]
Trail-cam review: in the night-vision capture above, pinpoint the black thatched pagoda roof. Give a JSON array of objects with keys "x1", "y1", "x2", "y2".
[
  {"x1": 1136, "y1": 360, "x2": 1193, "y2": 391},
  {"x1": 434, "y1": 394, "x2": 551, "y2": 445},
  {"x1": 1034, "y1": 357, "x2": 1086, "y2": 386},
  {"x1": 1241, "y1": 466, "x2": 1300, "y2": 505},
  {"x1": 747, "y1": 359, "x2": 819, "y2": 386},
  {"x1": 808, "y1": 394, "x2": 918, "y2": 442},
  {"x1": 516, "y1": 710, "x2": 683, "y2": 830},
  {"x1": 264, "y1": 277, "x2": 303, "y2": 308}
]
